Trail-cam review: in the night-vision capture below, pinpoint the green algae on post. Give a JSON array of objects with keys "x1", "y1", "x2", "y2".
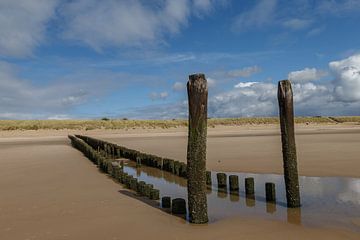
[
  {"x1": 186, "y1": 73, "x2": 209, "y2": 224},
  {"x1": 278, "y1": 80, "x2": 301, "y2": 208},
  {"x1": 229, "y1": 175, "x2": 239, "y2": 191},
  {"x1": 217, "y1": 173, "x2": 227, "y2": 189},
  {"x1": 150, "y1": 189, "x2": 160, "y2": 200},
  {"x1": 245, "y1": 177, "x2": 254, "y2": 195}
]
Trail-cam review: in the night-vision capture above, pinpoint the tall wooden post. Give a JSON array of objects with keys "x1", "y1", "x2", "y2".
[
  {"x1": 278, "y1": 80, "x2": 301, "y2": 208},
  {"x1": 186, "y1": 73, "x2": 209, "y2": 224}
]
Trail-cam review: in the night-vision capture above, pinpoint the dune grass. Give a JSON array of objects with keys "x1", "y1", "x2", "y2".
[{"x1": 0, "y1": 116, "x2": 358, "y2": 131}]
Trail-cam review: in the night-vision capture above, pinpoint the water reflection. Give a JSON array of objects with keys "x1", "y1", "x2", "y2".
[
  {"x1": 122, "y1": 161, "x2": 360, "y2": 232},
  {"x1": 266, "y1": 202, "x2": 276, "y2": 214}
]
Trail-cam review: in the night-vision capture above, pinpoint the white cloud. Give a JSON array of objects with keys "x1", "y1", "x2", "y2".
[
  {"x1": 227, "y1": 66, "x2": 262, "y2": 78},
  {"x1": 234, "y1": 82, "x2": 258, "y2": 88},
  {"x1": 193, "y1": 0, "x2": 229, "y2": 15},
  {"x1": 207, "y1": 77, "x2": 217, "y2": 88},
  {"x1": 172, "y1": 82, "x2": 186, "y2": 91},
  {"x1": 283, "y1": 18, "x2": 313, "y2": 30},
  {"x1": 149, "y1": 91, "x2": 169, "y2": 101},
  {"x1": 330, "y1": 54, "x2": 360, "y2": 102},
  {"x1": 288, "y1": 68, "x2": 328, "y2": 83},
  {"x1": 0, "y1": 0, "x2": 58, "y2": 57},
  {"x1": 60, "y1": 0, "x2": 225, "y2": 51},
  {"x1": 47, "y1": 115, "x2": 71, "y2": 120},
  {"x1": 131, "y1": 54, "x2": 360, "y2": 118},
  {"x1": 232, "y1": 0, "x2": 277, "y2": 31},
  {"x1": 210, "y1": 82, "x2": 277, "y2": 117},
  {"x1": 0, "y1": 61, "x2": 117, "y2": 119}
]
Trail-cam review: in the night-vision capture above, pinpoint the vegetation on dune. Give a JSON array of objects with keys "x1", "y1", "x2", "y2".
[{"x1": 0, "y1": 116, "x2": 358, "y2": 131}]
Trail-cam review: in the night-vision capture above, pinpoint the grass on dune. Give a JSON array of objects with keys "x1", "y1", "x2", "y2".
[{"x1": 0, "y1": 116, "x2": 358, "y2": 131}]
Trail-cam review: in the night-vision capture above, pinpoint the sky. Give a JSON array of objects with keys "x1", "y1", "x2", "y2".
[{"x1": 1, "y1": 0, "x2": 360, "y2": 120}]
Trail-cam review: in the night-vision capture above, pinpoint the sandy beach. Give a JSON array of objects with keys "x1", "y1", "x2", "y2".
[{"x1": 1, "y1": 124, "x2": 359, "y2": 239}]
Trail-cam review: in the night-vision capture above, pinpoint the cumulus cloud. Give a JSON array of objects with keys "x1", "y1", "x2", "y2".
[
  {"x1": 149, "y1": 91, "x2": 169, "y2": 101},
  {"x1": 0, "y1": 0, "x2": 58, "y2": 57},
  {"x1": 133, "y1": 54, "x2": 360, "y2": 119},
  {"x1": 209, "y1": 82, "x2": 277, "y2": 117},
  {"x1": 232, "y1": 0, "x2": 277, "y2": 31},
  {"x1": 330, "y1": 54, "x2": 360, "y2": 102},
  {"x1": 288, "y1": 68, "x2": 328, "y2": 83},
  {"x1": 234, "y1": 82, "x2": 258, "y2": 88},
  {"x1": 208, "y1": 54, "x2": 360, "y2": 117},
  {"x1": 207, "y1": 77, "x2": 217, "y2": 88},
  {"x1": 227, "y1": 66, "x2": 262, "y2": 78},
  {"x1": 0, "y1": 61, "x2": 117, "y2": 119},
  {"x1": 172, "y1": 82, "x2": 186, "y2": 91}
]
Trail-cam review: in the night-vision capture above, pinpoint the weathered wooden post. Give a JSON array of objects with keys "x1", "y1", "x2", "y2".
[
  {"x1": 265, "y1": 182, "x2": 276, "y2": 203},
  {"x1": 229, "y1": 175, "x2": 239, "y2": 192},
  {"x1": 245, "y1": 177, "x2": 254, "y2": 195},
  {"x1": 172, "y1": 198, "x2": 187, "y2": 215},
  {"x1": 186, "y1": 73, "x2": 209, "y2": 224},
  {"x1": 217, "y1": 173, "x2": 227, "y2": 189},
  {"x1": 150, "y1": 189, "x2": 160, "y2": 200},
  {"x1": 278, "y1": 80, "x2": 301, "y2": 208},
  {"x1": 162, "y1": 196, "x2": 171, "y2": 208}
]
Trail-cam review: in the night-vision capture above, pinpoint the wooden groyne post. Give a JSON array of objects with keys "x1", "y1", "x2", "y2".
[
  {"x1": 186, "y1": 73, "x2": 209, "y2": 224},
  {"x1": 278, "y1": 80, "x2": 301, "y2": 208}
]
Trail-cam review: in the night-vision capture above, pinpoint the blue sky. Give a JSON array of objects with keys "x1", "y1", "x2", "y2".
[{"x1": 1, "y1": 0, "x2": 360, "y2": 119}]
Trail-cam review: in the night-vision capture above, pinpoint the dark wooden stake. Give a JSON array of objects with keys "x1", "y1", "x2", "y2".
[
  {"x1": 278, "y1": 80, "x2": 301, "y2": 208},
  {"x1": 186, "y1": 73, "x2": 209, "y2": 224},
  {"x1": 217, "y1": 173, "x2": 227, "y2": 188},
  {"x1": 229, "y1": 175, "x2": 239, "y2": 191},
  {"x1": 245, "y1": 177, "x2": 254, "y2": 195},
  {"x1": 265, "y1": 182, "x2": 276, "y2": 202}
]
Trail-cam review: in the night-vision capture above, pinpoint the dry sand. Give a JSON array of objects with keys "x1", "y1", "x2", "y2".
[{"x1": 1, "y1": 124, "x2": 359, "y2": 239}]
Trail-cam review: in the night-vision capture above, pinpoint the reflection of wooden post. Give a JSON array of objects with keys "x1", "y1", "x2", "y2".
[
  {"x1": 278, "y1": 80, "x2": 301, "y2": 208},
  {"x1": 186, "y1": 73, "x2": 209, "y2": 224}
]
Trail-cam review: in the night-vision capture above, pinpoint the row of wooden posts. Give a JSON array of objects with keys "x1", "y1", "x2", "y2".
[
  {"x1": 68, "y1": 135, "x2": 160, "y2": 198},
  {"x1": 70, "y1": 74, "x2": 301, "y2": 224},
  {"x1": 209, "y1": 172, "x2": 276, "y2": 203},
  {"x1": 185, "y1": 74, "x2": 301, "y2": 224},
  {"x1": 69, "y1": 134, "x2": 190, "y2": 216},
  {"x1": 75, "y1": 134, "x2": 188, "y2": 179}
]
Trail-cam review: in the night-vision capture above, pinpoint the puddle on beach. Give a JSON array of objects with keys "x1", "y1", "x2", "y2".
[{"x1": 122, "y1": 161, "x2": 360, "y2": 232}]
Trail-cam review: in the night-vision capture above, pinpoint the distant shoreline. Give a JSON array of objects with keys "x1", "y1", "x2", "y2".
[{"x1": 0, "y1": 116, "x2": 359, "y2": 131}]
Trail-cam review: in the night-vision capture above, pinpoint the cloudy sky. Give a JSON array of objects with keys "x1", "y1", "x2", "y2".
[{"x1": 1, "y1": 0, "x2": 360, "y2": 119}]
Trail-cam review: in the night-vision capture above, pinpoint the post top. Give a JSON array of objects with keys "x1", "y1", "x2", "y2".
[
  {"x1": 278, "y1": 79, "x2": 293, "y2": 99},
  {"x1": 189, "y1": 73, "x2": 206, "y2": 80},
  {"x1": 278, "y1": 79, "x2": 291, "y2": 85}
]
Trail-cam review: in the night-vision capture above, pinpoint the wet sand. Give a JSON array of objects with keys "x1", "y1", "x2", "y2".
[
  {"x1": 92, "y1": 124, "x2": 360, "y2": 178},
  {"x1": 1, "y1": 125, "x2": 360, "y2": 239}
]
